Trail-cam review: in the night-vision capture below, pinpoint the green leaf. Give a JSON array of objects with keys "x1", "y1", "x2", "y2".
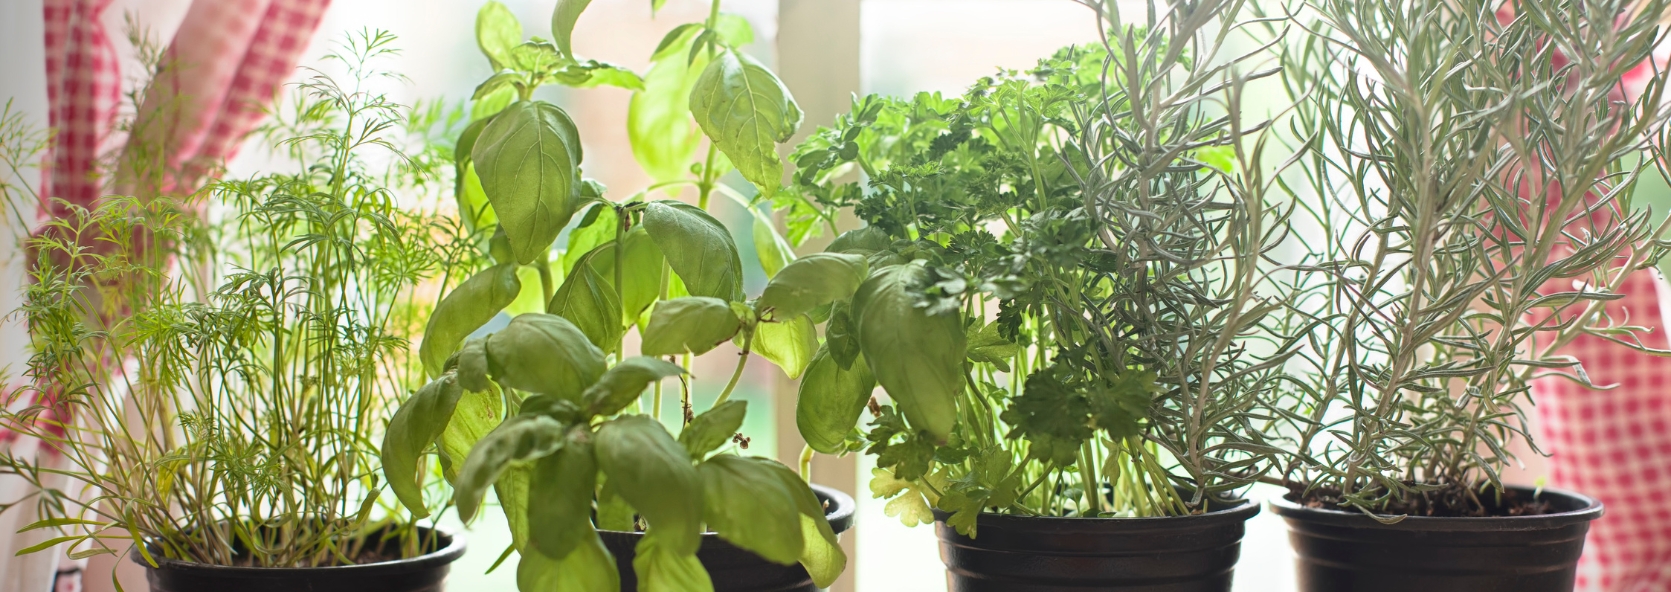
[
  {"x1": 689, "y1": 49, "x2": 802, "y2": 197},
  {"x1": 797, "y1": 347, "x2": 875, "y2": 454},
  {"x1": 852, "y1": 264, "x2": 965, "y2": 442},
  {"x1": 629, "y1": 32, "x2": 708, "y2": 186},
  {"x1": 677, "y1": 400, "x2": 747, "y2": 459},
  {"x1": 509, "y1": 41, "x2": 562, "y2": 74},
  {"x1": 437, "y1": 386, "x2": 503, "y2": 483},
  {"x1": 965, "y1": 319, "x2": 1019, "y2": 372},
  {"x1": 870, "y1": 466, "x2": 940, "y2": 528},
  {"x1": 473, "y1": 71, "x2": 524, "y2": 102},
  {"x1": 497, "y1": 465, "x2": 533, "y2": 550},
  {"x1": 632, "y1": 532, "x2": 714, "y2": 592},
  {"x1": 381, "y1": 375, "x2": 465, "y2": 517},
  {"x1": 561, "y1": 203, "x2": 618, "y2": 276},
  {"x1": 595, "y1": 415, "x2": 704, "y2": 555},
  {"x1": 586, "y1": 225, "x2": 665, "y2": 323},
  {"x1": 711, "y1": 14, "x2": 755, "y2": 48},
  {"x1": 548, "y1": 249, "x2": 625, "y2": 352},
  {"x1": 758, "y1": 253, "x2": 868, "y2": 320},
  {"x1": 503, "y1": 263, "x2": 558, "y2": 317},
  {"x1": 649, "y1": 0, "x2": 669, "y2": 15},
  {"x1": 752, "y1": 214, "x2": 794, "y2": 279},
  {"x1": 642, "y1": 201, "x2": 743, "y2": 300},
  {"x1": 582, "y1": 356, "x2": 686, "y2": 417},
  {"x1": 758, "y1": 456, "x2": 847, "y2": 586},
  {"x1": 651, "y1": 24, "x2": 702, "y2": 61},
  {"x1": 528, "y1": 439, "x2": 597, "y2": 559},
  {"x1": 826, "y1": 226, "x2": 891, "y2": 255},
  {"x1": 476, "y1": 1, "x2": 523, "y2": 70},
  {"x1": 421, "y1": 264, "x2": 521, "y2": 378},
  {"x1": 474, "y1": 100, "x2": 584, "y2": 265},
  {"x1": 751, "y1": 314, "x2": 817, "y2": 379},
  {"x1": 641, "y1": 297, "x2": 742, "y2": 356},
  {"x1": 485, "y1": 314, "x2": 607, "y2": 400},
  {"x1": 456, "y1": 415, "x2": 568, "y2": 522},
  {"x1": 550, "y1": 0, "x2": 591, "y2": 59},
  {"x1": 597, "y1": 477, "x2": 635, "y2": 531},
  {"x1": 518, "y1": 532, "x2": 620, "y2": 592},
  {"x1": 697, "y1": 455, "x2": 803, "y2": 565},
  {"x1": 552, "y1": 60, "x2": 646, "y2": 90},
  {"x1": 825, "y1": 301, "x2": 860, "y2": 369},
  {"x1": 473, "y1": 85, "x2": 518, "y2": 120}
]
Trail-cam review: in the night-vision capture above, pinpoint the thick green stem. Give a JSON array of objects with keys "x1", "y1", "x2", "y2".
[{"x1": 799, "y1": 445, "x2": 814, "y2": 481}]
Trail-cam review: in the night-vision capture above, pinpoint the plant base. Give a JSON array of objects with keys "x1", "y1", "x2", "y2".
[
  {"x1": 133, "y1": 526, "x2": 465, "y2": 592},
  {"x1": 932, "y1": 499, "x2": 1259, "y2": 591},
  {"x1": 1269, "y1": 485, "x2": 1603, "y2": 592},
  {"x1": 598, "y1": 483, "x2": 857, "y2": 591}
]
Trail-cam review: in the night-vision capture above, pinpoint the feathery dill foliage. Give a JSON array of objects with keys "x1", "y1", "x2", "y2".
[
  {"x1": 0, "y1": 31, "x2": 457, "y2": 566},
  {"x1": 791, "y1": 0, "x2": 1293, "y2": 523},
  {"x1": 1276, "y1": 0, "x2": 1671, "y2": 516}
]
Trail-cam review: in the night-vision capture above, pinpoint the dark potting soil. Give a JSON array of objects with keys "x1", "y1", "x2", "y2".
[{"x1": 1290, "y1": 482, "x2": 1555, "y2": 518}]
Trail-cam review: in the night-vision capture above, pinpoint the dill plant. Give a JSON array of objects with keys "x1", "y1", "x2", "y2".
[
  {"x1": 1274, "y1": 0, "x2": 1671, "y2": 516},
  {"x1": 0, "y1": 32, "x2": 456, "y2": 566}
]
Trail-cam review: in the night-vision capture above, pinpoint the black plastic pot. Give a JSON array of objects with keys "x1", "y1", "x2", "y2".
[
  {"x1": 933, "y1": 498, "x2": 1260, "y2": 591},
  {"x1": 599, "y1": 483, "x2": 857, "y2": 592},
  {"x1": 1268, "y1": 486, "x2": 1604, "y2": 592},
  {"x1": 131, "y1": 526, "x2": 466, "y2": 592}
]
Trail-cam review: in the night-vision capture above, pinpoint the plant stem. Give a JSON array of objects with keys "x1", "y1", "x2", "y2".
[
  {"x1": 711, "y1": 328, "x2": 754, "y2": 407},
  {"x1": 799, "y1": 445, "x2": 814, "y2": 481}
]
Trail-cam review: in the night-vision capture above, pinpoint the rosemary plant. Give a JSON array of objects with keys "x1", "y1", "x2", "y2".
[
  {"x1": 1276, "y1": 0, "x2": 1671, "y2": 516},
  {"x1": 788, "y1": 0, "x2": 1296, "y2": 530},
  {"x1": 1, "y1": 32, "x2": 453, "y2": 567}
]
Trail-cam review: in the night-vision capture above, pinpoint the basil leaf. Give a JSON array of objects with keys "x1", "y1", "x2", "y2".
[
  {"x1": 508, "y1": 41, "x2": 562, "y2": 74},
  {"x1": 629, "y1": 31, "x2": 707, "y2": 185},
  {"x1": 381, "y1": 374, "x2": 464, "y2": 517},
  {"x1": 757, "y1": 253, "x2": 868, "y2": 320},
  {"x1": 582, "y1": 356, "x2": 686, "y2": 417},
  {"x1": 586, "y1": 225, "x2": 665, "y2": 323},
  {"x1": 459, "y1": 163, "x2": 496, "y2": 233},
  {"x1": 852, "y1": 264, "x2": 965, "y2": 442},
  {"x1": 632, "y1": 532, "x2": 714, "y2": 592},
  {"x1": 550, "y1": 0, "x2": 591, "y2": 59},
  {"x1": 677, "y1": 400, "x2": 747, "y2": 460},
  {"x1": 421, "y1": 264, "x2": 521, "y2": 378},
  {"x1": 474, "y1": 100, "x2": 583, "y2": 265},
  {"x1": 825, "y1": 301, "x2": 860, "y2": 369},
  {"x1": 751, "y1": 314, "x2": 817, "y2": 379},
  {"x1": 497, "y1": 465, "x2": 532, "y2": 550},
  {"x1": 553, "y1": 59, "x2": 645, "y2": 90},
  {"x1": 698, "y1": 455, "x2": 803, "y2": 565},
  {"x1": 753, "y1": 214, "x2": 795, "y2": 279},
  {"x1": 437, "y1": 386, "x2": 502, "y2": 483},
  {"x1": 485, "y1": 314, "x2": 607, "y2": 401},
  {"x1": 826, "y1": 226, "x2": 890, "y2": 255},
  {"x1": 642, "y1": 200, "x2": 743, "y2": 300},
  {"x1": 797, "y1": 347, "x2": 876, "y2": 454},
  {"x1": 651, "y1": 24, "x2": 702, "y2": 62},
  {"x1": 752, "y1": 457, "x2": 846, "y2": 586},
  {"x1": 547, "y1": 248, "x2": 624, "y2": 352},
  {"x1": 456, "y1": 415, "x2": 568, "y2": 522},
  {"x1": 528, "y1": 438, "x2": 597, "y2": 559},
  {"x1": 689, "y1": 49, "x2": 801, "y2": 197},
  {"x1": 560, "y1": 202, "x2": 617, "y2": 276},
  {"x1": 456, "y1": 337, "x2": 491, "y2": 392},
  {"x1": 518, "y1": 531, "x2": 619, "y2": 592},
  {"x1": 475, "y1": 1, "x2": 523, "y2": 70},
  {"x1": 595, "y1": 415, "x2": 703, "y2": 555},
  {"x1": 640, "y1": 296, "x2": 742, "y2": 357}
]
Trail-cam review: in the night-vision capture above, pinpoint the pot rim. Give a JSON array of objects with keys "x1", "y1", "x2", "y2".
[
  {"x1": 1267, "y1": 484, "x2": 1604, "y2": 531},
  {"x1": 130, "y1": 525, "x2": 466, "y2": 575},
  {"x1": 932, "y1": 495, "x2": 1260, "y2": 529},
  {"x1": 597, "y1": 482, "x2": 858, "y2": 538}
]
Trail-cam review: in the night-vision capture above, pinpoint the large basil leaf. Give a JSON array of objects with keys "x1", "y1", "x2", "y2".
[
  {"x1": 628, "y1": 27, "x2": 707, "y2": 185},
  {"x1": 698, "y1": 455, "x2": 803, "y2": 565},
  {"x1": 475, "y1": 1, "x2": 522, "y2": 70},
  {"x1": 547, "y1": 248, "x2": 624, "y2": 352},
  {"x1": 518, "y1": 531, "x2": 619, "y2": 592},
  {"x1": 632, "y1": 532, "x2": 714, "y2": 592},
  {"x1": 485, "y1": 314, "x2": 606, "y2": 400},
  {"x1": 770, "y1": 460, "x2": 846, "y2": 587},
  {"x1": 586, "y1": 226, "x2": 665, "y2": 323},
  {"x1": 757, "y1": 253, "x2": 867, "y2": 320},
  {"x1": 689, "y1": 49, "x2": 801, "y2": 197},
  {"x1": 797, "y1": 347, "x2": 876, "y2": 454},
  {"x1": 473, "y1": 100, "x2": 584, "y2": 265},
  {"x1": 826, "y1": 226, "x2": 890, "y2": 254},
  {"x1": 852, "y1": 264, "x2": 965, "y2": 442},
  {"x1": 381, "y1": 375, "x2": 464, "y2": 517},
  {"x1": 751, "y1": 314, "x2": 817, "y2": 379},
  {"x1": 549, "y1": 0, "x2": 591, "y2": 59},
  {"x1": 581, "y1": 356, "x2": 686, "y2": 417},
  {"x1": 421, "y1": 264, "x2": 521, "y2": 378},
  {"x1": 642, "y1": 201, "x2": 743, "y2": 300},
  {"x1": 528, "y1": 439, "x2": 597, "y2": 559},
  {"x1": 595, "y1": 416, "x2": 703, "y2": 554},
  {"x1": 437, "y1": 386, "x2": 503, "y2": 483},
  {"x1": 678, "y1": 400, "x2": 747, "y2": 460},
  {"x1": 641, "y1": 297, "x2": 742, "y2": 357},
  {"x1": 825, "y1": 301, "x2": 860, "y2": 369},
  {"x1": 455, "y1": 415, "x2": 568, "y2": 522}
]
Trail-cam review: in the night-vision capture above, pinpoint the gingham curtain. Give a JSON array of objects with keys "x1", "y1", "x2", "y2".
[{"x1": 0, "y1": 1, "x2": 329, "y2": 590}]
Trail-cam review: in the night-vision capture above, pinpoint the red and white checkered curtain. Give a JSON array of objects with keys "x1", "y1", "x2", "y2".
[{"x1": 0, "y1": 1, "x2": 329, "y2": 590}]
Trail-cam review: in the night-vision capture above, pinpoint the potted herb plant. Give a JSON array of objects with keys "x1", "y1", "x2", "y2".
[
  {"x1": 0, "y1": 34, "x2": 466, "y2": 592},
  {"x1": 783, "y1": 1, "x2": 1295, "y2": 589},
  {"x1": 378, "y1": 2, "x2": 852, "y2": 591},
  {"x1": 1270, "y1": 0, "x2": 1671, "y2": 589}
]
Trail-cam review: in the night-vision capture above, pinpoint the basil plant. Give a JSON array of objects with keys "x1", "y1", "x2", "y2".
[{"x1": 380, "y1": 1, "x2": 848, "y2": 590}]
